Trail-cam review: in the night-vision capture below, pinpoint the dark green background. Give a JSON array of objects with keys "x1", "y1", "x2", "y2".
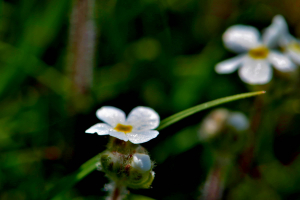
[{"x1": 1, "y1": 0, "x2": 300, "y2": 199}]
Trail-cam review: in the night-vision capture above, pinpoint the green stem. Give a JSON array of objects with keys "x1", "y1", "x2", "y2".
[{"x1": 157, "y1": 91, "x2": 265, "y2": 130}]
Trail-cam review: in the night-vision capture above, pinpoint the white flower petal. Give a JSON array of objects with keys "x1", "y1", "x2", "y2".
[
  {"x1": 126, "y1": 106, "x2": 160, "y2": 131},
  {"x1": 287, "y1": 48, "x2": 300, "y2": 65},
  {"x1": 223, "y1": 25, "x2": 261, "y2": 53},
  {"x1": 272, "y1": 15, "x2": 289, "y2": 33},
  {"x1": 109, "y1": 130, "x2": 129, "y2": 141},
  {"x1": 85, "y1": 123, "x2": 111, "y2": 135},
  {"x1": 279, "y1": 33, "x2": 295, "y2": 47},
  {"x1": 132, "y1": 153, "x2": 151, "y2": 172},
  {"x1": 238, "y1": 58, "x2": 272, "y2": 84},
  {"x1": 262, "y1": 24, "x2": 281, "y2": 48},
  {"x1": 263, "y1": 15, "x2": 290, "y2": 47},
  {"x1": 126, "y1": 130, "x2": 159, "y2": 144},
  {"x1": 215, "y1": 55, "x2": 245, "y2": 74},
  {"x1": 96, "y1": 106, "x2": 126, "y2": 127},
  {"x1": 268, "y1": 51, "x2": 296, "y2": 72},
  {"x1": 270, "y1": 15, "x2": 295, "y2": 46}
]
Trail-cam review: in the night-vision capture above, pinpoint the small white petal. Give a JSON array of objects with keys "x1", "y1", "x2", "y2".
[
  {"x1": 238, "y1": 58, "x2": 272, "y2": 85},
  {"x1": 262, "y1": 24, "x2": 281, "y2": 48},
  {"x1": 215, "y1": 55, "x2": 245, "y2": 74},
  {"x1": 271, "y1": 15, "x2": 295, "y2": 46},
  {"x1": 287, "y1": 48, "x2": 300, "y2": 65},
  {"x1": 96, "y1": 106, "x2": 126, "y2": 127},
  {"x1": 272, "y1": 15, "x2": 289, "y2": 33},
  {"x1": 85, "y1": 123, "x2": 111, "y2": 135},
  {"x1": 132, "y1": 153, "x2": 151, "y2": 172},
  {"x1": 126, "y1": 106, "x2": 160, "y2": 131},
  {"x1": 126, "y1": 130, "x2": 159, "y2": 144},
  {"x1": 268, "y1": 51, "x2": 296, "y2": 72},
  {"x1": 279, "y1": 33, "x2": 295, "y2": 47},
  {"x1": 227, "y1": 112, "x2": 249, "y2": 131},
  {"x1": 223, "y1": 25, "x2": 261, "y2": 53},
  {"x1": 109, "y1": 130, "x2": 129, "y2": 141},
  {"x1": 263, "y1": 15, "x2": 290, "y2": 47}
]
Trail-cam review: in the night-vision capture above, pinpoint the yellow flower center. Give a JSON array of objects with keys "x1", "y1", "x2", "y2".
[
  {"x1": 248, "y1": 46, "x2": 269, "y2": 59},
  {"x1": 114, "y1": 123, "x2": 133, "y2": 134},
  {"x1": 289, "y1": 42, "x2": 300, "y2": 53}
]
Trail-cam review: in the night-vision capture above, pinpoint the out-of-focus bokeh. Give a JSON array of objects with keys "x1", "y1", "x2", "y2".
[{"x1": 1, "y1": 0, "x2": 300, "y2": 199}]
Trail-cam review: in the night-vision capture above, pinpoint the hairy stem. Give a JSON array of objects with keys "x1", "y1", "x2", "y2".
[
  {"x1": 109, "y1": 183, "x2": 126, "y2": 200},
  {"x1": 68, "y1": 0, "x2": 96, "y2": 94},
  {"x1": 201, "y1": 156, "x2": 230, "y2": 200}
]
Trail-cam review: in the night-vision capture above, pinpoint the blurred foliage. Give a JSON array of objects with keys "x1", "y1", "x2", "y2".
[{"x1": 1, "y1": 0, "x2": 300, "y2": 199}]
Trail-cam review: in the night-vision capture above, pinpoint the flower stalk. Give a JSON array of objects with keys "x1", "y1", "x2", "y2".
[
  {"x1": 201, "y1": 155, "x2": 231, "y2": 200},
  {"x1": 68, "y1": 0, "x2": 96, "y2": 94},
  {"x1": 110, "y1": 182, "x2": 126, "y2": 200}
]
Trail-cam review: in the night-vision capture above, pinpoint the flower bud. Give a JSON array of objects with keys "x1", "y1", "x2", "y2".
[
  {"x1": 99, "y1": 150, "x2": 155, "y2": 189},
  {"x1": 100, "y1": 151, "x2": 124, "y2": 180},
  {"x1": 126, "y1": 170, "x2": 155, "y2": 189},
  {"x1": 131, "y1": 153, "x2": 151, "y2": 173},
  {"x1": 126, "y1": 153, "x2": 154, "y2": 189}
]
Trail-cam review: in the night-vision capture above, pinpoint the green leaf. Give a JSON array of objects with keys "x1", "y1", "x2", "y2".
[
  {"x1": 45, "y1": 91, "x2": 265, "y2": 199},
  {"x1": 157, "y1": 91, "x2": 265, "y2": 130}
]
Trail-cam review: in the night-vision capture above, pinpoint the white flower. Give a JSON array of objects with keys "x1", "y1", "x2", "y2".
[
  {"x1": 131, "y1": 153, "x2": 152, "y2": 172},
  {"x1": 269, "y1": 15, "x2": 300, "y2": 65},
  {"x1": 85, "y1": 106, "x2": 160, "y2": 144},
  {"x1": 215, "y1": 24, "x2": 296, "y2": 85}
]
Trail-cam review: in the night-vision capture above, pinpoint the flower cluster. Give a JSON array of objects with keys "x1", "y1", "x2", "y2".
[
  {"x1": 215, "y1": 15, "x2": 298, "y2": 85},
  {"x1": 83, "y1": 14, "x2": 297, "y2": 196},
  {"x1": 272, "y1": 15, "x2": 300, "y2": 65},
  {"x1": 86, "y1": 106, "x2": 159, "y2": 190}
]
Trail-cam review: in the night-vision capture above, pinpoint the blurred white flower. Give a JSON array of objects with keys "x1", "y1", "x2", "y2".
[
  {"x1": 85, "y1": 106, "x2": 160, "y2": 144},
  {"x1": 269, "y1": 15, "x2": 300, "y2": 65},
  {"x1": 198, "y1": 108, "x2": 230, "y2": 140},
  {"x1": 227, "y1": 112, "x2": 249, "y2": 131},
  {"x1": 215, "y1": 24, "x2": 296, "y2": 85},
  {"x1": 131, "y1": 153, "x2": 152, "y2": 172},
  {"x1": 198, "y1": 108, "x2": 249, "y2": 140}
]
